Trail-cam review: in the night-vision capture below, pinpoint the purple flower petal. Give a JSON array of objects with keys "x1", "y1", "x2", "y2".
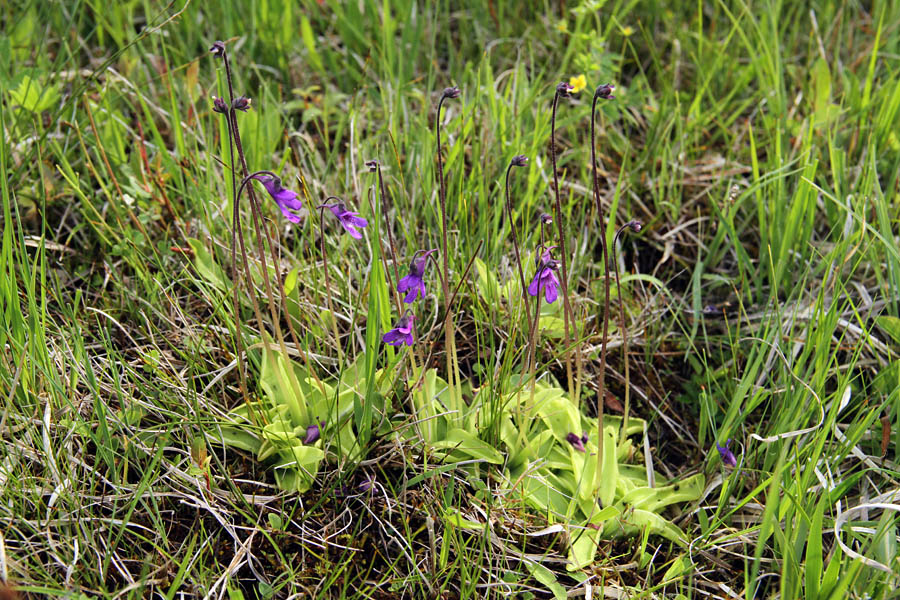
[
  {"x1": 258, "y1": 176, "x2": 303, "y2": 223},
  {"x1": 544, "y1": 278, "x2": 558, "y2": 304},
  {"x1": 716, "y1": 439, "x2": 737, "y2": 467},
  {"x1": 383, "y1": 314, "x2": 415, "y2": 347},
  {"x1": 342, "y1": 223, "x2": 363, "y2": 239},
  {"x1": 303, "y1": 424, "x2": 320, "y2": 445},
  {"x1": 527, "y1": 271, "x2": 541, "y2": 297},
  {"x1": 566, "y1": 432, "x2": 586, "y2": 452}
]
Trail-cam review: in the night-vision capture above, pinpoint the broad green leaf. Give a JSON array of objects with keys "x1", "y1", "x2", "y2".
[
  {"x1": 431, "y1": 428, "x2": 504, "y2": 464},
  {"x1": 9, "y1": 73, "x2": 59, "y2": 113},
  {"x1": 619, "y1": 473, "x2": 705, "y2": 513},
  {"x1": 187, "y1": 238, "x2": 227, "y2": 290},
  {"x1": 598, "y1": 426, "x2": 618, "y2": 507},
  {"x1": 877, "y1": 315, "x2": 900, "y2": 346},
  {"x1": 444, "y1": 508, "x2": 485, "y2": 531},
  {"x1": 567, "y1": 524, "x2": 602, "y2": 571},
  {"x1": 523, "y1": 561, "x2": 567, "y2": 600},
  {"x1": 872, "y1": 359, "x2": 900, "y2": 396},
  {"x1": 273, "y1": 445, "x2": 325, "y2": 493}
]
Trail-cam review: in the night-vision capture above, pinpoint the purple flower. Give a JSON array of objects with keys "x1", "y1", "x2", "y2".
[
  {"x1": 397, "y1": 249, "x2": 437, "y2": 303},
  {"x1": 716, "y1": 439, "x2": 737, "y2": 467},
  {"x1": 527, "y1": 248, "x2": 561, "y2": 304},
  {"x1": 442, "y1": 86, "x2": 461, "y2": 99},
  {"x1": 256, "y1": 175, "x2": 303, "y2": 223},
  {"x1": 539, "y1": 213, "x2": 553, "y2": 225},
  {"x1": 320, "y1": 201, "x2": 368, "y2": 239},
  {"x1": 566, "y1": 432, "x2": 586, "y2": 452},
  {"x1": 209, "y1": 41, "x2": 226, "y2": 57},
  {"x1": 304, "y1": 423, "x2": 321, "y2": 445},
  {"x1": 511, "y1": 155, "x2": 529, "y2": 167},
  {"x1": 383, "y1": 313, "x2": 415, "y2": 347},
  {"x1": 595, "y1": 84, "x2": 616, "y2": 100},
  {"x1": 359, "y1": 474, "x2": 376, "y2": 492}
]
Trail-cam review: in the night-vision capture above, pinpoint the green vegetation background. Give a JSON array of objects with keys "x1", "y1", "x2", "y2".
[{"x1": 1, "y1": 0, "x2": 899, "y2": 598}]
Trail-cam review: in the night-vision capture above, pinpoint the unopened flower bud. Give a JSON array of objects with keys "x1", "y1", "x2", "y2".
[
  {"x1": 232, "y1": 96, "x2": 252, "y2": 112},
  {"x1": 209, "y1": 41, "x2": 226, "y2": 57},
  {"x1": 212, "y1": 96, "x2": 228, "y2": 114},
  {"x1": 595, "y1": 84, "x2": 616, "y2": 100},
  {"x1": 556, "y1": 81, "x2": 574, "y2": 97}
]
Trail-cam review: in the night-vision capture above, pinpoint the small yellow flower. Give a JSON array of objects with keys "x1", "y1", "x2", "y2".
[
  {"x1": 556, "y1": 20, "x2": 568, "y2": 33},
  {"x1": 569, "y1": 74, "x2": 587, "y2": 94},
  {"x1": 622, "y1": 25, "x2": 635, "y2": 37}
]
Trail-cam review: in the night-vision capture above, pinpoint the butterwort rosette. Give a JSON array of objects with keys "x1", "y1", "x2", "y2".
[
  {"x1": 255, "y1": 175, "x2": 303, "y2": 223},
  {"x1": 383, "y1": 313, "x2": 415, "y2": 347},
  {"x1": 320, "y1": 200, "x2": 368, "y2": 239},
  {"x1": 398, "y1": 249, "x2": 437, "y2": 303},
  {"x1": 528, "y1": 247, "x2": 561, "y2": 303}
]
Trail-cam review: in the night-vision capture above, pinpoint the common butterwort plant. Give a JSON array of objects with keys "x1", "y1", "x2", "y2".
[{"x1": 198, "y1": 53, "x2": 704, "y2": 574}]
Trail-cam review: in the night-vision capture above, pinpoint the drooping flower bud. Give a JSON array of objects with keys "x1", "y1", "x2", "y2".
[
  {"x1": 595, "y1": 83, "x2": 616, "y2": 100},
  {"x1": 556, "y1": 81, "x2": 575, "y2": 97},
  {"x1": 212, "y1": 96, "x2": 228, "y2": 114},
  {"x1": 232, "y1": 96, "x2": 252, "y2": 112}
]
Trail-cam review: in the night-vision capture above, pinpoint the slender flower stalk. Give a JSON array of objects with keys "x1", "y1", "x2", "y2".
[
  {"x1": 614, "y1": 220, "x2": 642, "y2": 443},
  {"x1": 436, "y1": 86, "x2": 462, "y2": 411},
  {"x1": 590, "y1": 83, "x2": 615, "y2": 478},
  {"x1": 367, "y1": 160, "x2": 404, "y2": 311},
  {"x1": 550, "y1": 82, "x2": 577, "y2": 403},
  {"x1": 211, "y1": 41, "x2": 324, "y2": 395},
  {"x1": 317, "y1": 196, "x2": 348, "y2": 360},
  {"x1": 505, "y1": 155, "x2": 533, "y2": 366}
]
